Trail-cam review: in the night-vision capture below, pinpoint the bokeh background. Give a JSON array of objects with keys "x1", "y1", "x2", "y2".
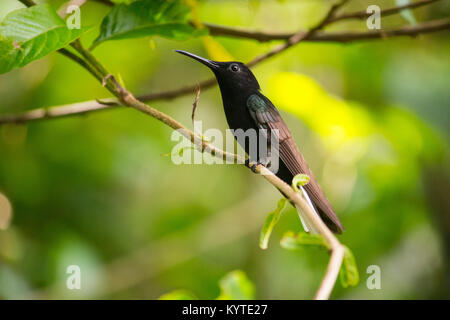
[{"x1": 0, "y1": 0, "x2": 449, "y2": 299}]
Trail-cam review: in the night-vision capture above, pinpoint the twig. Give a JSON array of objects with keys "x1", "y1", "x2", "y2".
[
  {"x1": 191, "y1": 84, "x2": 201, "y2": 126},
  {"x1": 0, "y1": 100, "x2": 116, "y2": 123},
  {"x1": 58, "y1": 48, "x2": 104, "y2": 82}
]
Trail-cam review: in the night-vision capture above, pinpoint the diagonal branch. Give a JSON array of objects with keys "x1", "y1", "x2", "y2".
[{"x1": 247, "y1": 0, "x2": 350, "y2": 67}]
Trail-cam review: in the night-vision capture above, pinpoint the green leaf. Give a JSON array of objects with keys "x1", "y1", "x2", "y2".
[
  {"x1": 0, "y1": 4, "x2": 87, "y2": 74},
  {"x1": 396, "y1": 0, "x2": 417, "y2": 25},
  {"x1": 280, "y1": 231, "x2": 328, "y2": 250},
  {"x1": 291, "y1": 173, "x2": 310, "y2": 192},
  {"x1": 339, "y1": 245, "x2": 359, "y2": 288},
  {"x1": 217, "y1": 270, "x2": 255, "y2": 300},
  {"x1": 91, "y1": 0, "x2": 205, "y2": 49},
  {"x1": 158, "y1": 289, "x2": 198, "y2": 300},
  {"x1": 259, "y1": 198, "x2": 287, "y2": 250}
]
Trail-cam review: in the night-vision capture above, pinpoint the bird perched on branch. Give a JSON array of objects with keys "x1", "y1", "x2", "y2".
[{"x1": 176, "y1": 50, "x2": 344, "y2": 234}]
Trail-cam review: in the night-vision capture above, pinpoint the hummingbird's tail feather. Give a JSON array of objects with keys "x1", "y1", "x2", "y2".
[{"x1": 295, "y1": 186, "x2": 320, "y2": 234}]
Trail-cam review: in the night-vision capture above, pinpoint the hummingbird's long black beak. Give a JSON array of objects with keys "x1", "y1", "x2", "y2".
[{"x1": 175, "y1": 50, "x2": 219, "y2": 70}]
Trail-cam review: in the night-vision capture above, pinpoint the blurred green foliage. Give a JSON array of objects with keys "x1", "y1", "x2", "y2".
[
  {"x1": 0, "y1": 0, "x2": 449, "y2": 300},
  {"x1": 159, "y1": 269, "x2": 254, "y2": 300},
  {"x1": 217, "y1": 270, "x2": 255, "y2": 300},
  {"x1": 158, "y1": 289, "x2": 198, "y2": 300}
]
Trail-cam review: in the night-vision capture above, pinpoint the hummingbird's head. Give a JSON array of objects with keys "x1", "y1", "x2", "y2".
[{"x1": 175, "y1": 50, "x2": 260, "y2": 93}]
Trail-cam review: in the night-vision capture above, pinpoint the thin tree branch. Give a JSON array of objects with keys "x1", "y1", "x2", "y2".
[
  {"x1": 328, "y1": 0, "x2": 440, "y2": 23},
  {"x1": 247, "y1": 0, "x2": 350, "y2": 67},
  {"x1": 206, "y1": 17, "x2": 450, "y2": 43},
  {"x1": 201, "y1": 0, "x2": 442, "y2": 40},
  {"x1": 58, "y1": 48, "x2": 104, "y2": 82},
  {"x1": 0, "y1": 100, "x2": 117, "y2": 123}
]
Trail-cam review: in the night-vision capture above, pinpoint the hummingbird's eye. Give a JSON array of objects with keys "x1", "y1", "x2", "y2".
[{"x1": 229, "y1": 64, "x2": 240, "y2": 72}]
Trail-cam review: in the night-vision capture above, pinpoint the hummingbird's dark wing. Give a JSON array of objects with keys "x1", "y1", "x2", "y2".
[{"x1": 247, "y1": 93, "x2": 344, "y2": 233}]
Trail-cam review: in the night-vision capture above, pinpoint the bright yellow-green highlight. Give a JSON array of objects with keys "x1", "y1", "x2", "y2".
[{"x1": 268, "y1": 72, "x2": 376, "y2": 150}]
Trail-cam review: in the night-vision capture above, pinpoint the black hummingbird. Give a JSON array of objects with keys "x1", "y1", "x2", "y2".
[{"x1": 176, "y1": 50, "x2": 344, "y2": 234}]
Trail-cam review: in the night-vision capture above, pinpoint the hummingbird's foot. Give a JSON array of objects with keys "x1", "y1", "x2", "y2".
[
  {"x1": 249, "y1": 158, "x2": 271, "y2": 173},
  {"x1": 245, "y1": 159, "x2": 259, "y2": 173}
]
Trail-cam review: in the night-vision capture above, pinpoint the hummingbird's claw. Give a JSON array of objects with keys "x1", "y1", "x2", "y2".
[{"x1": 247, "y1": 157, "x2": 271, "y2": 173}]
